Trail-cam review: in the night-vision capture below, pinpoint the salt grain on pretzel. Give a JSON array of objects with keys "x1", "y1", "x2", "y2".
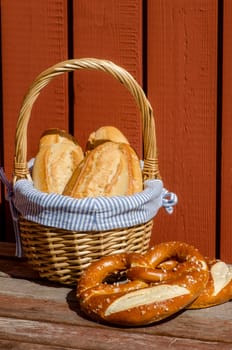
[
  {"x1": 128, "y1": 242, "x2": 207, "y2": 284},
  {"x1": 77, "y1": 241, "x2": 209, "y2": 326}
]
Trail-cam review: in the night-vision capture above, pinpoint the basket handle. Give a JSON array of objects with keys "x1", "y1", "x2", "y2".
[{"x1": 13, "y1": 58, "x2": 160, "y2": 183}]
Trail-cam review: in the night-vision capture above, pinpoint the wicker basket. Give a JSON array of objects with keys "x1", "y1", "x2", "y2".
[{"x1": 13, "y1": 58, "x2": 161, "y2": 285}]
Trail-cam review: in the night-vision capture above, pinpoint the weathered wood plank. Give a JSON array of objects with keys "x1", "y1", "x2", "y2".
[
  {"x1": 0, "y1": 275, "x2": 231, "y2": 344},
  {"x1": 0, "y1": 316, "x2": 231, "y2": 350},
  {"x1": 0, "y1": 243, "x2": 40, "y2": 279},
  {"x1": 0, "y1": 244, "x2": 232, "y2": 348},
  {"x1": 0, "y1": 290, "x2": 231, "y2": 344},
  {"x1": 0, "y1": 242, "x2": 15, "y2": 257},
  {"x1": 0, "y1": 259, "x2": 39, "y2": 279},
  {"x1": 0, "y1": 277, "x2": 72, "y2": 302},
  {"x1": 0, "y1": 339, "x2": 77, "y2": 350}
]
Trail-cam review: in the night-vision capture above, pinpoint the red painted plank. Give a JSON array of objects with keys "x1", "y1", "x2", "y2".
[
  {"x1": 1, "y1": 0, "x2": 68, "y2": 240},
  {"x1": 220, "y1": 0, "x2": 232, "y2": 263},
  {"x1": 1, "y1": 0, "x2": 69, "y2": 176},
  {"x1": 147, "y1": 0, "x2": 218, "y2": 258},
  {"x1": 72, "y1": 0, "x2": 143, "y2": 157}
]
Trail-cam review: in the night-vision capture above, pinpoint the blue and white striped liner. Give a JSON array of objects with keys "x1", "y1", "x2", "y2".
[{"x1": 13, "y1": 179, "x2": 169, "y2": 232}]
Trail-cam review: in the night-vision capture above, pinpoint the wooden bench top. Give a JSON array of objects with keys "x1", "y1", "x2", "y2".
[{"x1": 0, "y1": 242, "x2": 231, "y2": 350}]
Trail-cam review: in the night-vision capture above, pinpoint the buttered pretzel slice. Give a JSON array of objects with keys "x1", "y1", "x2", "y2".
[
  {"x1": 77, "y1": 241, "x2": 209, "y2": 326},
  {"x1": 187, "y1": 259, "x2": 232, "y2": 309}
]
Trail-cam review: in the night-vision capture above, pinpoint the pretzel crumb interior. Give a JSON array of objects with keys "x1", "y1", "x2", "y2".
[
  {"x1": 104, "y1": 284, "x2": 189, "y2": 316},
  {"x1": 211, "y1": 262, "x2": 232, "y2": 296}
]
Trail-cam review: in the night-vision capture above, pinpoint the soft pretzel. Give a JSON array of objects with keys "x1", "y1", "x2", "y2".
[
  {"x1": 77, "y1": 241, "x2": 209, "y2": 326},
  {"x1": 187, "y1": 258, "x2": 232, "y2": 309},
  {"x1": 127, "y1": 242, "x2": 207, "y2": 284},
  {"x1": 128, "y1": 251, "x2": 232, "y2": 310}
]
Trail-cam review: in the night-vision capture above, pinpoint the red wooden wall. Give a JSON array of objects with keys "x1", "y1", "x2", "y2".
[{"x1": 0, "y1": 0, "x2": 231, "y2": 263}]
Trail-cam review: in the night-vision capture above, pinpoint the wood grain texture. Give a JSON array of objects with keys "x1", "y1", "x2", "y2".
[
  {"x1": 147, "y1": 0, "x2": 218, "y2": 258},
  {"x1": 220, "y1": 0, "x2": 232, "y2": 263},
  {"x1": 0, "y1": 316, "x2": 231, "y2": 350},
  {"x1": 0, "y1": 245, "x2": 232, "y2": 350},
  {"x1": 0, "y1": 278, "x2": 232, "y2": 344},
  {"x1": 72, "y1": 0, "x2": 143, "y2": 157},
  {"x1": 1, "y1": 0, "x2": 68, "y2": 240},
  {"x1": 0, "y1": 241, "x2": 16, "y2": 257},
  {"x1": 0, "y1": 340, "x2": 78, "y2": 350},
  {"x1": 1, "y1": 0, "x2": 69, "y2": 175}
]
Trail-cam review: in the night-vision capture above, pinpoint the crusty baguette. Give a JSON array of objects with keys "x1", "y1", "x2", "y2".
[
  {"x1": 32, "y1": 142, "x2": 84, "y2": 194},
  {"x1": 39, "y1": 128, "x2": 79, "y2": 148},
  {"x1": 63, "y1": 141, "x2": 143, "y2": 198},
  {"x1": 86, "y1": 126, "x2": 129, "y2": 150}
]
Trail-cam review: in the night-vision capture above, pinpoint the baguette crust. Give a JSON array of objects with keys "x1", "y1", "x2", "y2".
[
  {"x1": 39, "y1": 128, "x2": 79, "y2": 148},
  {"x1": 63, "y1": 141, "x2": 143, "y2": 198},
  {"x1": 33, "y1": 142, "x2": 84, "y2": 194},
  {"x1": 86, "y1": 126, "x2": 129, "y2": 150}
]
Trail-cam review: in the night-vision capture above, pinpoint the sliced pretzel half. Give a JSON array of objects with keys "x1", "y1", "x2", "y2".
[{"x1": 187, "y1": 259, "x2": 232, "y2": 309}]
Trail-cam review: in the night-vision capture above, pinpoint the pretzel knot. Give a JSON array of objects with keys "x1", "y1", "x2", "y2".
[{"x1": 77, "y1": 241, "x2": 209, "y2": 326}]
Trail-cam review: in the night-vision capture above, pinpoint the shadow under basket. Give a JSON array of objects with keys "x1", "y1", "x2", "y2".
[
  {"x1": 19, "y1": 217, "x2": 153, "y2": 285},
  {"x1": 11, "y1": 58, "x2": 172, "y2": 286}
]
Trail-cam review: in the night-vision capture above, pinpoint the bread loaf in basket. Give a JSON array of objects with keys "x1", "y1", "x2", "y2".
[{"x1": 10, "y1": 58, "x2": 177, "y2": 285}]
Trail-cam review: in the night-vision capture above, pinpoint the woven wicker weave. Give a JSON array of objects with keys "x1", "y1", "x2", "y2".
[{"x1": 13, "y1": 58, "x2": 161, "y2": 285}]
